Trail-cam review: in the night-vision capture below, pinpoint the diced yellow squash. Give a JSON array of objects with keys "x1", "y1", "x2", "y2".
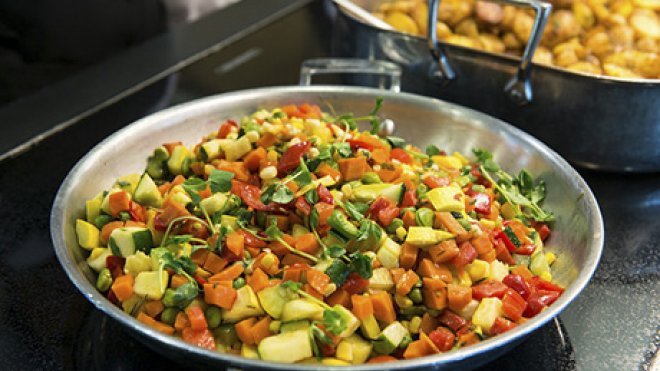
[
  {"x1": 86, "y1": 247, "x2": 112, "y2": 272},
  {"x1": 332, "y1": 305, "x2": 360, "y2": 338},
  {"x1": 76, "y1": 219, "x2": 100, "y2": 250},
  {"x1": 321, "y1": 358, "x2": 352, "y2": 366},
  {"x1": 167, "y1": 145, "x2": 191, "y2": 176},
  {"x1": 291, "y1": 224, "x2": 310, "y2": 237},
  {"x1": 222, "y1": 286, "x2": 264, "y2": 323},
  {"x1": 488, "y1": 260, "x2": 509, "y2": 282},
  {"x1": 530, "y1": 253, "x2": 551, "y2": 279},
  {"x1": 241, "y1": 344, "x2": 260, "y2": 359},
  {"x1": 258, "y1": 330, "x2": 312, "y2": 363},
  {"x1": 133, "y1": 270, "x2": 169, "y2": 300},
  {"x1": 221, "y1": 136, "x2": 252, "y2": 162},
  {"x1": 200, "y1": 192, "x2": 227, "y2": 215},
  {"x1": 281, "y1": 299, "x2": 324, "y2": 322},
  {"x1": 466, "y1": 259, "x2": 491, "y2": 282},
  {"x1": 360, "y1": 314, "x2": 380, "y2": 340},
  {"x1": 472, "y1": 298, "x2": 502, "y2": 332},
  {"x1": 455, "y1": 299, "x2": 480, "y2": 320},
  {"x1": 368, "y1": 267, "x2": 394, "y2": 291},
  {"x1": 337, "y1": 335, "x2": 373, "y2": 364},
  {"x1": 115, "y1": 173, "x2": 141, "y2": 195},
  {"x1": 405, "y1": 226, "x2": 437, "y2": 246},
  {"x1": 124, "y1": 251, "x2": 152, "y2": 276},
  {"x1": 377, "y1": 237, "x2": 401, "y2": 269},
  {"x1": 432, "y1": 155, "x2": 463, "y2": 170},
  {"x1": 427, "y1": 185, "x2": 465, "y2": 212},
  {"x1": 85, "y1": 192, "x2": 103, "y2": 223}
]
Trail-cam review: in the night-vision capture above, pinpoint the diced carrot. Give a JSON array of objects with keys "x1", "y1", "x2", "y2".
[
  {"x1": 253, "y1": 252, "x2": 280, "y2": 275},
  {"x1": 315, "y1": 163, "x2": 342, "y2": 182},
  {"x1": 281, "y1": 252, "x2": 313, "y2": 267},
  {"x1": 244, "y1": 147, "x2": 267, "y2": 172},
  {"x1": 422, "y1": 277, "x2": 447, "y2": 310},
  {"x1": 436, "y1": 212, "x2": 468, "y2": 241},
  {"x1": 274, "y1": 215, "x2": 290, "y2": 232},
  {"x1": 306, "y1": 269, "x2": 330, "y2": 293},
  {"x1": 458, "y1": 332, "x2": 480, "y2": 346},
  {"x1": 245, "y1": 246, "x2": 261, "y2": 260},
  {"x1": 282, "y1": 104, "x2": 301, "y2": 118},
  {"x1": 481, "y1": 248, "x2": 497, "y2": 262},
  {"x1": 251, "y1": 316, "x2": 273, "y2": 345},
  {"x1": 191, "y1": 249, "x2": 209, "y2": 266},
  {"x1": 367, "y1": 355, "x2": 398, "y2": 363},
  {"x1": 447, "y1": 284, "x2": 473, "y2": 311},
  {"x1": 511, "y1": 265, "x2": 534, "y2": 280},
  {"x1": 174, "y1": 311, "x2": 189, "y2": 331},
  {"x1": 158, "y1": 182, "x2": 172, "y2": 196},
  {"x1": 170, "y1": 274, "x2": 188, "y2": 289},
  {"x1": 396, "y1": 270, "x2": 420, "y2": 296},
  {"x1": 257, "y1": 132, "x2": 278, "y2": 148},
  {"x1": 209, "y1": 263, "x2": 244, "y2": 282},
  {"x1": 351, "y1": 295, "x2": 374, "y2": 320},
  {"x1": 225, "y1": 232, "x2": 245, "y2": 258},
  {"x1": 268, "y1": 233, "x2": 295, "y2": 256},
  {"x1": 327, "y1": 288, "x2": 351, "y2": 308},
  {"x1": 371, "y1": 148, "x2": 390, "y2": 164},
  {"x1": 282, "y1": 267, "x2": 304, "y2": 282},
  {"x1": 314, "y1": 203, "x2": 335, "y2": 226},
  {"x1": 371, "y1": 291, "x2": 396, "y2": 324},
  {"x1": 247, "y1": 267, "x2": 270, "y2": 292},
  {"x1": 157, "y1": 199, "x2": 190, "y2": 226},
  {"x1": 295, "y1": 233, "x2": 320, "y2": 255},
  {"x1": 417, "y1": 259, "x2": 452, "y2": 282},
  {"x1": 236, "y1": 317, "x2": 257, "y2": 344},
  {"x1": 471, "y1": 235, "x2": 494, "y2": 257},
  {"x1": 338, "y1": 157, "x2": 369, "y2": 181},
  {"x1": 100, "y1": 221, "x2": 124, "y2": 245},
  {"x1": 216, "y1": 160, "x2": 250, "y2": 182},
  {"x1": 303, "y1": 283, "x2": 324, "y2": 301},
  {"x1": 186, "y1": 306, "x2": 208, "y2": 331},
  {"x1": 402, "y1": 210, "x2": 416, "y2": 228},
  {"x1": 399, "y1": 243, "x2": 419, "y2": 270},
  {"x1": 108, "y1": 191, "x2": 131, "y2": 217},
  {"x1": 298, "y1": 103, "x2": 322, "y2": 119},
  {"x1": 203, "y1": 252, "x2": 228, "y2": 274},
  {"x1": 182, "y1": 327, "x2": 216, "y2": 350},
  {"x1": 390, "y1": 268, "x2": 405, "y2": 284},
  {"x1": 137, "y1": 312, "x2": 175, "y2": 335},
  {"x1": 428, "y1": 240, "x2": 460, "y2": 264},
  {"x1": 420, "y1": 313, "x2": 437, "y2": 335},
  {"x1": 143, "y1": 300, "x2": 165, "y2": 318},
  {"x1": 111, "y1": 274, "x2": 134, "y2": 302},
  {"x1": 203, "y1": 283, "x2": 237, "y2": 309}
]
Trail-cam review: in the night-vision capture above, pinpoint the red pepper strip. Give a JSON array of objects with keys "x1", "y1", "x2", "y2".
[
  {"x1": 514, "y1": 243, "x2": 537, "y2": 255},
  {"x1": 217, "y1": 120, "x2": 238, "y2": 139},
  {"x1": 194, "y1": 274, "x2": 208, "y2": 286},
  {"x1": 502, "y1": 274, "x2": 531, "y2": 299},
  {"x1": 497, "y1": 232, "x2": 517, "y2": 252},
  {"x1": 347, "y1": 139, "x2": 374, "y2": 152},
  {"x1": 277, "y1": 141, "x2": 311, "y2": 176},
  {"x1": 317, "y1": 184, "x2": 334, "y2": 205},
  {"x1": 473, "y1": 193, "x2": 491, "y2": 215}
]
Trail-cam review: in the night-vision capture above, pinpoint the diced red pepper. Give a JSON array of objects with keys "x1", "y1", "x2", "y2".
[
  {"x1": 502, "y1": 274, "x2": 531, "y2": 299},
  {"x1": 527, "y1": 276, "x2": 564, "y2": 293},
  {"x1": 439, "y1": 310, "x2": 467, "y2": 332},
  {"x1": 341, "y1": 272, "x2": 370, "y2": 295},
  {"x1": 347, "y1": 139, "x2": 374, "y2": 152},
  {"x1": 317, "y1": 184, "x2": 334, "y2": 205},
  {"x1": 127, "y1": 201, "x2": 146, "y2": 223},
  {"x1": 451, "y1": 241, "x2": 477, "y2": 268},
  {"x1": 368, "y1": 197, "x2": 391, "y2": 219},
  {"x1": 473, "y1": 193, "x2": 491, "y2": 215},
  {"x1": 277, "y1": 141, "x2": 311, "y2": 176},
  {"x1": 501, "y1": 289, "x2": 527, "y2": 321},
  {"x1": 390, "y1": 148, "x2": 413, "y2": 164},
  {"x1": 497, "y1": 232, "x2": 517, "y2": 252},
  {"x1": 514, "y1": 243, "x2": 537, "y2": 255},
  {"x1": 377, "y1": 206, "x2": 400, "y2": 227},
  {"x1": 238, "y1": 229, "x2": 267, "y2": 249},
  {"x1": 217, "y1": 120, "x2": 238, "y2": 139},
  {"x1": 489, "y1": 317, "x2": 517, "y2": 335},
  {"x1": 400, "y1": 188, "x2": 418, "y2": 207},
  {"x1": 295, "y1": 196, "x2": 311, "y2": 216},
  {"x1": 535, "y1": 223, "x2": 551, "y2": 241},
  {"x1": 471, "y1": 280, "x2": 509, "y2": 300},
  {"x1": 428, "y1": 327, "x2": 455, "y2": 352},
  {"x1": 524, "y1": 289, "x2": 561, "y2": 317},
  {"x1": 182, "y1": 328, "x2": 216, "y2": 350},
  {"x1": 231, "y1": 180, "x2": 274, "y2": 212},
  {"x1": 194, "y1": 274, "x2": 208, "y2": 286}
]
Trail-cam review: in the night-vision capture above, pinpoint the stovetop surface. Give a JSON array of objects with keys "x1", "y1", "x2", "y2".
[{"x1": 0, "y1": 1, "x2": 657, "y2": 370}]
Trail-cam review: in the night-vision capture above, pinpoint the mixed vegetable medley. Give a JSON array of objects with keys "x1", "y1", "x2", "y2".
[{"x1": 76, "y1": 100, "x2": 563, "y2": 365}]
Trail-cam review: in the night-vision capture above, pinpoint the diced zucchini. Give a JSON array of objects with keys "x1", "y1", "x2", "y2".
[
  {"x1": 108, "y1": 227, "x2": 153, "y2": 257},
  {"x1": 133, "y1": 173, "x2": 163, "y2": 208},
  {"x1": 426, "y1": 185, "x2": 465, "y2": 212},
  {"x1": 332, "y1": 305, "x2": 360, "y2": 338},
  {"x1": 336, "y1": 334, "x2": 373, "y2": 364},
  {"x1": 466, "y1": 259, "x2": 490, "y2": 282},
  {"x1": 472, "y1": 297, "x2": 502, "y2": 332},
  {"x1": 368, "y1": 267, "x2": 394, "y2": 291},
  {"x1": 280, "y1": 320, "x2": 310, "y2": 333},
  {"x1": 222, "y1": 286, "x2": 264, "y2": 322},
  {"x1": 86, "y1": 247, "x2": 112, "y2": 272},
  {"x1": 405, "y1": 226, "x2": 452, "y2": 246},
  {"x1": 200, "y1": 192, "x2": 228, "y2": 215},
  {"x1": 351, "y1": 183, "x2": 403, "y2": 204},
  {"x1": 360, "y1": 314, "x2": 380, "y2": 340},
  {"x1": 530, "y1": 252, "x2": 552, "y2": 279},
  {"x1": 76, "y1": 219, "x2": 100, "y2": 250},
  {"x1": 257, "y1": 284, "x2": 290, "y2": 319},
  {"x1": 124, "y1": 251, "x2": 153, "y2": 276},
  {"x1": 222, "y1": 136, "x2": 252, "y2": 162},
  {"x1": 488, "y1": 260, "x2": 509, "y2": 282},
  {"x1": 122, "y1": 295, "x2": 143, "y2": 314},
  {"x1": 280, "y1": 299, "x2": 324, "y2": 322},
  {"x1": 133, "y1": 270, "x2": 169, "y2": 300},
  {"x1": 200, "y1": 139, "x2": 229, "y2": 161},
  {"x1": 167, "y1": 145, "x2": 191, "y2": 176},
  {"x1": 85, "y1": 192, "x2": 104, "y2": 223},
  {"x1": 258, "y1": 330, "x2": 312, "y2": 363},
  {"x1": 115, "y1": 173, "x2": 141, "y2": 195},
  {"x1": 376, "y1": 237, "x2": 401, "y2": 269},
  {"x1": 372, "y1": 321, "x2": 409, "y2": 354}
]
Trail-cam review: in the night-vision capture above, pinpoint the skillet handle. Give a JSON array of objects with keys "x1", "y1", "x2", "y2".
[
  {"x1": 299, "y1": 58, "x2": 402, "y2": 92},
  {"x1": 427, "y1": 0, "x2": 552, "y2": 105}
]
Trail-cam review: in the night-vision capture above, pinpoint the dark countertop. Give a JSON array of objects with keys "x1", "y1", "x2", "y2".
[{"x1": 0, "y1": 1, "x2": 657, "y2": 370}]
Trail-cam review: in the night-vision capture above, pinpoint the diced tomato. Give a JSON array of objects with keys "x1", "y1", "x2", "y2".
[
  {"x1": 378, "y1": 206, "x2": 400, "y2": 227},
  {"x1": 341, "y1": 273, "x2": 369, "y2": 295},
  {"x1": 317, "y1": 184, "x2": 334, "y2": 205},
  {"x1": 489, "y1": 317, "x2": 517, "y2": 335},
  {"x1": 400, "y1": 188, "x2": 418, "y2": 207},
  {"x1": 471, "y1": 280, "x2": 509, "y2": 300},
  {"x1": 502, "y1": 274, "x2": 531, "y2": 299},
  {"x1": 182, "y1": 328, "x2": 216, "y2": 350},
  {"x1": 535, "y1": 223, "x2": 551, "y2": 241},
  {"x1": 277, "y1": 141, "x2": 311, "y2": 176},
  {"x1": 473, "y1": 193, "x2": 491, "y2": 215},
  {"x1": 368, "y1": 197, "x2": 391, "y2": 219},
  {"x1": 295, "y1": 196, "x2": 311, "y2": 216},
  {"x1": 514, "y1": 244, "x2": 537, "y2": 255},
  {"x1": 428, "y1": 327, "x2": 455, "y2": 352},
  {"x1": 438, "y1": 310, "x2": 467, "y2": 332},
  {"x1": 347, "y1": 139, "x2": 374, "y2": 152},
  {"x1": 423, "y1": 176, "x2": 450, "y2": 189},
  {"x1": 494, "y1": 239, "x2": 515, "y2": 265},
  {"x1": 524, "y1": 290, "x2": 561, "y2": 317},
  {"x1": 217, "y1": 120, "x2": 238, "y2": 139},
  {"x1": 238, "y1": 229, "x2": 267, "y2": 248},
  {"x1": 390, "y1": 148, "x2": 413, "y2": 164},
  {"x1": 501, "y1": 289, "x2": 527, "y2": 321},
  {"x1": 527, "y1": 276, "x2": 564, "y2": 293},
  {"x1": 451, "y1": 241, "x2": 477, "y2": 268},
  {"x1": 106, "y1": 256, "x2": 126, "y2": 279}
]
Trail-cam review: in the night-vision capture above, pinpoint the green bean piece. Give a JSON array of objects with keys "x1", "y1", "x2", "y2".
[
  {"x1": 398, "y1": 306, "x2": 427, "y2": 316},
  {"x1": 361, "y1": 172, "x2": 382, "y2": 184},
  {"x1": 214, "y1": 324, "x2": 239, "y2": 346},
  {"x1": 94, "y1": 214, "x2": 114, "y2": 229},
  {"x1": 160, "y1": 307, "x2": 179, "y2": 325},
  {"x1": 232, "y1": 277, "x2": 246, "y2": 289},
  {"x1": 415, "y1": 208, "x2": 435, "y2": 227},
  {"x1": 386, "y1": 218, "x2": 404, "y2": 234},
  {"x1": 96, "y1": 268, "x2": 113, "y2": 292},
  {"x1": 205, "y1": 306, "x2": 222, "y2": 329},
  {"x1": 328, "y1": 210, "x2": 359, "y2": 239},
  {"x1": 408, "y1": 288, "x2": 423, "y2": 304}
]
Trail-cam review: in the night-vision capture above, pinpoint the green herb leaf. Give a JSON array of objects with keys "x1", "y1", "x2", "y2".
[
  {"x1": 309, "y1": 207, "x2": 320, "y2": 230},
  {"x1": 322, "y1": 308, "x2": 347, "y2": 335},
  {"x1": 209, "y1": 169, "x2": 234, "y2": 193},
  {"x1": 326, "y1": 260, "x2": 350, "y2": 286},
  {"x1": 340, "y1": 200, "x2": 365, "y2": 222},
  {"x1": 325, "y1": 245, "x2": 346, "y2": 259},
  {"x1": 349, "y1": 252, "x2": 373, "y2": 279},
  {"x1": 305, "y1": 189, "x2": 319, "y2": 205},
  {"x1": 164, "y1": 234, "x2": 193, "y2": 245},
  {"x1": 181, "y1": 177, "x2": 206, "y2": 205},
  {"x1": 426, "y1": 145, "x2": 441, "y2": 156},
  {"x1": 272, "y1": 184, "x2": 295, "y2": 204},
  {"x1": 281, "y1": 280, "x2": 303, "y2": 292},
  {"x1": 386, "y1": 136, "x2": 406, "y2": 149},
  {"x1": 264, "y1": 219, "x2": 284, "y2": 240},
  {"x1": 334, "y1": 143, "x2": 352, "y2": 158}
]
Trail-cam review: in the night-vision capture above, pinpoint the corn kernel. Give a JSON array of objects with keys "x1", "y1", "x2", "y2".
[
  {"x1": 395, "y1": 294, "x2": 413, "y2": 309},
  {"x1": 409, "y1": 316, "x2": 422, "y2": 334},
  {"x1": 395, "y1": 226, "x2": 407, "y2": 240},
  {"x1": 261, "y1": 253, "x2": 277, "y2": 269},
  {"x1": 260, "y1": 166, "x2": 277, "y2": 180}
]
